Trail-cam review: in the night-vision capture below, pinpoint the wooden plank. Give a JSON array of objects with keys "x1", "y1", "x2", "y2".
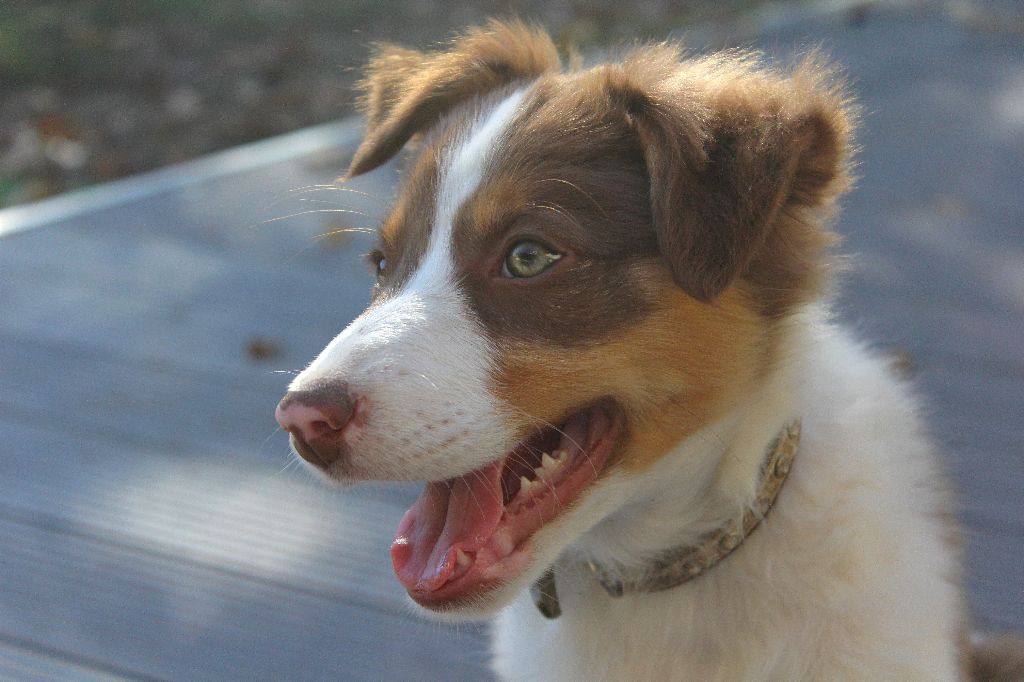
[
  {"x1": 0, "y1": 637, "x2": 130, "y2": 682},
  {"x1": 0, "y1": 263, "x2": 374, "y2": 384},
  {"x1": 965, "y1": 522, "x2": 1024, "y2": 631},
  {"x1": 0, "y1": 196, "x2": 380, "y2": 296},
  {"x1": 0, "y1": 515, "x2": 492, "y2": 681},
  {"x1": 0, "y1": 415, "x2": 416, "y2": 612},
  {"x1": 835, "y1": 294, "x2": 1024, "y2": 373},
  {"x1": 0, "y1": 164, "x2": 385, "y2": 399},
  {"x1": 0, "y1": 331, "x2": 290, "y2": 461},
  {"x1": 0, "y1": 160, "x2": 393, "y2": 273},
  {"x1": 0, "y1": 117, "x2": 368, "y2": 237}
]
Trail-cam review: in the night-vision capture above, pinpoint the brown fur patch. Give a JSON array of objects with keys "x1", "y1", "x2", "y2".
[
  {"x1": 449, "y1": 80, "x2": 659, "y2": 345},
  {"x1": 347, "y1": 20, "x2": 560, "y2": 177},
  {"x1": 374, "y1": 144, "x2": 442, "y2": 294},
  {"x1": 603, "y1": 47, "x2": 854, "y2": 310}
]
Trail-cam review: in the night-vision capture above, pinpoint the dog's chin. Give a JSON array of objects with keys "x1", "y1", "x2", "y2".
[
  {"x1": 389, "y1": 400, "x2": 623, "y2": 619},
  {"x1": 401, "y1": 551, "x2": 539, "y2": 621}
]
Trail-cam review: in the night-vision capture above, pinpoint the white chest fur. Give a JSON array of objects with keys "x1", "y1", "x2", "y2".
[{"x1": 491, "y1": 322, "x2": 963, "y2": 681}]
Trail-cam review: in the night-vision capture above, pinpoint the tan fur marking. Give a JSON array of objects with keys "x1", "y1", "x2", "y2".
[{"x1": 493, "y1": 267, "x2": 764, "y2": 472}]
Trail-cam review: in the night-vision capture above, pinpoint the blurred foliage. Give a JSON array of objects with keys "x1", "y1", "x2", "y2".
[{"x1": 0, "y1": 0, "x2": 761, "y2": 207}]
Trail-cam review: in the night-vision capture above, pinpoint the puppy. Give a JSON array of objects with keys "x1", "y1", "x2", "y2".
[{"x1": 275, "y1": 21, "x2": 1022, "y2": 681}]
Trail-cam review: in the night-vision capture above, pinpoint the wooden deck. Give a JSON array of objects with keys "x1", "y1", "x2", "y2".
[{"x1": 0, "y1": 6, "x2": 1021, "y2": 680}]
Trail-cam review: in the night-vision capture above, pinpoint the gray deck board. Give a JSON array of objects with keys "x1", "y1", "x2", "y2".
[
  {"x1": 0, "y1": 517, "x2": 489, "y2": 681},
  {"x1": 0, "y1": 639, "x2": 128, "y2": 682},
  {"x1": 0, "y1": 417, "x2": 410, "y2": 611},
  {"x1": 0, "y1": 5, "x2": 1021, "y2": 679}
]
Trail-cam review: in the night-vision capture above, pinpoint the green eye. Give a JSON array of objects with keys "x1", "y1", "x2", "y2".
[{"x1": 502, "y1": 240, "x2": 562, "y2": 278}]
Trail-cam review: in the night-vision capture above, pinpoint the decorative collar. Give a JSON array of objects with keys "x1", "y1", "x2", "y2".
[{"x1": 530, "y1": 419, "x2": 802, "y2": 619}]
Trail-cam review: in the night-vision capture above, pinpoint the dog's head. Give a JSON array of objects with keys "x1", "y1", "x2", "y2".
[{"x1": 275, "y1": 21, "x2": 853, "y2": 618}]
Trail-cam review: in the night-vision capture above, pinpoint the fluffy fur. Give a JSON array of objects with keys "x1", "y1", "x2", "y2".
[
  {"x1": 276, "y1": 21, "x2": 1023, "y2": 681},
  {"x1": 493, "y1": 317, "x2": 966, "y2": 680}
]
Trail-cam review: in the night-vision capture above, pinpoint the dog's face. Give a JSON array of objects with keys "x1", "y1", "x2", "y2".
[{"x1": 276, "y1": 21, "x2": 851, "y2": 617}]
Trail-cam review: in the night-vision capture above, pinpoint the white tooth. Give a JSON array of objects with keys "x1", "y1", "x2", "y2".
[
  {"x1": 519, "y1": 476, "x2": 534, "y2": 495},
  {"x1": 456, "y1": 549, "x2": 471, "y2": 568},
  {"x1": 541, "y1": 453, "x2": 559, "y2": 470},
  {"x1": 493, "y1": 530, "x2": 515, "y2": 557}
]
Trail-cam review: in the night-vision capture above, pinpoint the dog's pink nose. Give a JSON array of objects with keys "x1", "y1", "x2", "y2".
[{"x1": 275, "y1": 381, "x2": 355, "y2": 469}]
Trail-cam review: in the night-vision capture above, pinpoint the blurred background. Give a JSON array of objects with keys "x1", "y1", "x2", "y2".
[
  {"x1": 0, "y1": 1, "x2": 1022, "y2": 680},
  {"x1": 0, "y1": 0, "x2": 772, "y2": 209}
]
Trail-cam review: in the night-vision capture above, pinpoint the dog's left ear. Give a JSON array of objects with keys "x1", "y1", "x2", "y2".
[
  {"x1": 611, "y1": 50, "x2": 853, "y2": 302},
  {"x1": 347, "y1": 20, "x2": 560, "y2": 178}
]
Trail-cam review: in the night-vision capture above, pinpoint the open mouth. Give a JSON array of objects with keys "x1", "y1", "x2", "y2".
[{"x1": 390, "y1": 401, "x2": 621, "y2": 609}]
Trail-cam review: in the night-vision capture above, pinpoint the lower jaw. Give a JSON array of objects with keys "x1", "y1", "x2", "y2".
[
  {"x1": 407, "y1": 544, "x2": 532, "y2": 611},
  {"x1": 392, "y1": 401, "x2": 622, "y2": 609}
]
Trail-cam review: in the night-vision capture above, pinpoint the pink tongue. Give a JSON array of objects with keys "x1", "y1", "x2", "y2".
[{"x1": 391, "y1": 458, "x2": 505, "y2": 592}]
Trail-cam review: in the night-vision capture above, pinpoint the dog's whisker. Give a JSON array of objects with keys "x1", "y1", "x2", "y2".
[
  {"x1": 528, "y1": 201, "x2": 585, "y2": 232},
  {"x1": 467, "y1": 467, "x2": 503, "y2": 509},
  {"x1": 303, "y1": 183, "x2": 388, "y2": 204},
  {"x1": 281, "y1": 241, "x2": 326, "y2": 266},
  {"x1": 278, "y1": 184, "x2": 388, "y2": 205},
  {"x1": 462, "y1": 469, "x2": 493, "y2": 518},
  {"x1": 257, "y1": 184, "x2": 384, "y2": 219},
  {"x1": 259, "y1": 425, "x2": 284, "y2": 452},
  {"x1": 294, "y1": 197, "x2": 364, "y2": 207},
  {"x1": 258, "y1": 185, "x2": 337, "y2": 212},
  {"x1": 277, "y1": 453, "x2": 303, "y2": 476},
  {"x1": 534, "y1": 177, "x2": 612, "y2": 222},
  {"x1": 412, "y1": 371, "x2": 442, "y2": 391},
  {"x1": 312, "y1": 227, "x2": 377, "y2": 241},
  {"x1": 258, "y1": 208, "x2": 373, "y2": 227},
  {"x1": 502, "y1": 402, "x2": 590, "y2": 470},
  {"x1": 502, "y1": 404, "x2": 575, "y2": 446}
]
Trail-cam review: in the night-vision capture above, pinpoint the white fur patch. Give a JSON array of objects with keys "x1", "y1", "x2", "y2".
[
  {"x1": 409, "y1": 88, "x2": 527, "y2": 293},
  {"x1": 289, "y1": 90, "x2": 527, "y2": 482}
]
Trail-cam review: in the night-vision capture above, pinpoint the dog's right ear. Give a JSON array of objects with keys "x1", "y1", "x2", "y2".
[
  {"x1": 346, "y1": 20, "x2": 560, "y2": 178},
  {"x1": 607, "y1": 48, "x2": 853, "y2": 303}
]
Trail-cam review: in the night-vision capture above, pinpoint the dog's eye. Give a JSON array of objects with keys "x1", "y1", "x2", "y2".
[
  {"x1": 502, "y1": 240, "x2": 562, "y2": 278},
  {"x1": 369, "y1": 250, "x2": 387, "y2": 279}
]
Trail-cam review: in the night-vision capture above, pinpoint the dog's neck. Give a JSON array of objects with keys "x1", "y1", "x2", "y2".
[
  {"x1": 545, "y1": 319, "x2": 809, "y2": 616},
  {"x1": 533, "y1": 420, "x2": 800, "y2": 618}
]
